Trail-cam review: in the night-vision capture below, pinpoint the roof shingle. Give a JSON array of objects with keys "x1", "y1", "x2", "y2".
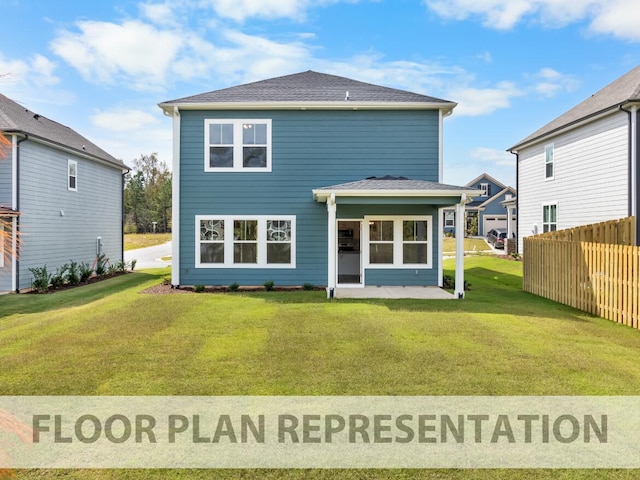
[
  {"x1": 0, "y1": 93, "x2": 124, "y2": 168},
  {"x1": 160, "y1": 70, "x2": 454, "y2": 107}
]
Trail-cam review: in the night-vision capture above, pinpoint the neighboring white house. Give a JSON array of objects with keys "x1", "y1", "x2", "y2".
[{"x1": 508, "y1": 65, "x2": 640, "y2": 252}]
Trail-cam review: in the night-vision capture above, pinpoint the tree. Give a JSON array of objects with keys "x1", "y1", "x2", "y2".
[{"x1": 124, "y1": 153, "x2": 172, "y2": 233}]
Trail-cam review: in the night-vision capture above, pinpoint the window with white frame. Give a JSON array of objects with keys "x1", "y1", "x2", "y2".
[
  {"x1": 545, "y1": 144, "x2": 554, "y2": 179},
  {"x1": 196, "y1": 215, "x2": 294, "y2": 268},
  {"x1": 479, "y1": 183, "x2": 490, "y2": 197},
  {"x1": 366, "y1": 216, "x2": 432, "y2": 268},
  {"x1": 542, "y1": 204, "x2": 557, "y2": 233},
  {"x1": 68, "y1": 160, "x2": 77, "y2": 191},
  {"x1": 444, "y1": 211, "x2": 455, "y2": 227},
  {"x1": 204, "y1": 120, "x2": 272, "y2": 172}
]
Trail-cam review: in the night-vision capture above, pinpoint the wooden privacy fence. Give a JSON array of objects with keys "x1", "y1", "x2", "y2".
[
  {"x1": 524, "y1": 238, "x2": 640, "y2": 329},
  {"x1": 535, "y1": 216, "x2": 635, "y2": 245}
]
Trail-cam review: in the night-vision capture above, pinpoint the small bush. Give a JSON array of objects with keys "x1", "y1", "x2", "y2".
[
  {"x1": 107, "y1": 263, "x2": 119, "y2": 275},
  {"x1": 228, "y1": 282, "x2": 239, "y2": 292},
  {"x1": 29, "y1": 266, "x2": 51, "y2": 293},
  {"x1": 162, "y1": 275, "x2": 171, "y2": 285},
  {"x1": 113, "y1": 260, "x2": 127, "y2": 273},
  {"x1": 50, "y1": 264, "x2": 69, "y2": 289},
  {"x1": 66, "y1": 260, "x2": 81, "y2": 286},
  {"x1": 303, "y1": 283, "x2": 315, "y2": 291},
  {"x1": 442, "y1": 275, "x2": 471, "y2": 291},
  {"x1": 263, "y1": 280, "x2": 275, "y2": 292},
  {"x1": 79, "y1": 262, "x2": 93, "y2": 282},
  {"x1": 95, "y1": 254, "x2": 109, "y2": 276},
  {"x1": 129, "y1": 259, "x2": 137, "y2": 271},
  {"x1": 194, "y1": 284, "x2": 205, "y2": 293}
]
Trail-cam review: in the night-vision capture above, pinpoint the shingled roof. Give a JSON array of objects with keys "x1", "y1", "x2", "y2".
[
  {"x1": 160, "y1": 70, "x2": 455, "y2": 110},
  {"x1": 0, "y1": 93, "x2": 124, "y2": 169},
  {"x1": 510, "y1": 65, "x2": 640, "y2": 150}
]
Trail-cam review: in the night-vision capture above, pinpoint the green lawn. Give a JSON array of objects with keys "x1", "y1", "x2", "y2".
[
  {"x1": 442, "y1": 237, "x2": 492, "y2": 253},
  {"x1": 2, "y1": 258, "x2": 640, "y2": 479},
  {"x1": 124, "y1": 233, "x2": 171, "y2": 251}
]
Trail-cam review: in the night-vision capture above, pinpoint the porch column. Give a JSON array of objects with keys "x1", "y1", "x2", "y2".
[
  {"x1": 454, "y1": 195, "x2": 466, "y2": 299},
  {"x1": 326, "y1": 193, "x2": 337, "y2": 298}
]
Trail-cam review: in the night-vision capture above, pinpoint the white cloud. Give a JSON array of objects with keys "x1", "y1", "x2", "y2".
[
  {"x1": 92, "y1": 108, "x2": 160, "y2": 132},
  {"x1": 469, "y1": 147, "x2": 515, "y2": 167},
  {"x1": 530, "y1": 67, "x2": 579, "y2": 97},
  {"x1": 50, "y1": 20, "x2": 184, "y2": 90},
  {"x1": 203, "y1": 0, "x2": 362, "y2": 22},
  {"x1": 424, "y1": 0, "x2": 640, "y2": 41},
  {"x1": 448, "y1": 81, "x2": 524, "y2": 117}
]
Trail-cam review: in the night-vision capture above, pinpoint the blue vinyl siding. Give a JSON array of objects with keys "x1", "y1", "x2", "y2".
[{"x1": 179, "y1": 109, "x2": 445, "y2": 286}]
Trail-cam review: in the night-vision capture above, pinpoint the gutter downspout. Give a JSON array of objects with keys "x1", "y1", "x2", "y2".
[
  {"x1": 15, "y1": 133, "x2": 28, "y2": 292},
  {"x1": 509, "y1": 149, "x2": 519, "y2": 252},
  {"x1": 122, "y1": 169, "x2": 129, "y2": 264},
  {"x1": 620, "y1": 104, "x2": 639, "y2": 245}
]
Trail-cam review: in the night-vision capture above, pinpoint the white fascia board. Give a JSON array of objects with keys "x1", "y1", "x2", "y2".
[
  {"x1": 160, "y1": 101, "x2": 457, "y2": 114},
  {"x1": 312, "y1": 189, "x2": 481, "y2": 202}
]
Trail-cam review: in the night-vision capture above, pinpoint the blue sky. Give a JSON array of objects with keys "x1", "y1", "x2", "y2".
[{"x1": 1, "y1": 0, "x2": 639, "y2": 187}]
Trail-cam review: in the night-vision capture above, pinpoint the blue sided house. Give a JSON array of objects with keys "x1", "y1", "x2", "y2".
[{"x1": 159, "y1": 71, "x2": 480, "y2": 298}]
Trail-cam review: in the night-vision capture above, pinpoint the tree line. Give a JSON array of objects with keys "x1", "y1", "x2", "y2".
[{"x1": 124, "y1": 153, "x2": 172, "y2": 233}]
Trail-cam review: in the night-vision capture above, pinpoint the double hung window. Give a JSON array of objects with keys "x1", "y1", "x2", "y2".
[
  {"x1": 366, "y1": 216, "x2": 432, "y2": 268},
  {"x1": 205, "y1": 120, "x2": 271, "y2": 172}
]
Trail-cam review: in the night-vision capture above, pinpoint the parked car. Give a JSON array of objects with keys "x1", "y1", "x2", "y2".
[{"x1": 486, "y1": 228, "x2": 508, "y2": 249}]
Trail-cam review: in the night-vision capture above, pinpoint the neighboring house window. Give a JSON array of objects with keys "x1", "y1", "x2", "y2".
[
  {"x1": 444, "y1": 211, "x2": 455, "y2": 227},
  {"x1": 196, "y1": 215, "x2": 295, "y2": 268},
  {"x1": 366, "y1": 216, "x2": 432, "y2": 268},
  {"x1": 68, "y1": 160, "x2": 77, "y2": 191},
  {"x1": 543, "y1": 204, "x2": 557, "y2": 233},
  {"x1": 204, "y1": 119, "x2": 272, "y2": 172},
  {"x1": 480, "y1": 183, "x2": 490, "y2": 197},
  {"x1": 545, "y1": 144, "x2": 554, "y2": 179}
]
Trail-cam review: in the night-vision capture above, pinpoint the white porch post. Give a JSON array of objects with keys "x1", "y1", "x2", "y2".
[
  {"x1": 454, "y1": 195, "x2": 467, "y2": 299},
  {"x1": 326, "y1": 193, "x2": 337, "y2": 298}
]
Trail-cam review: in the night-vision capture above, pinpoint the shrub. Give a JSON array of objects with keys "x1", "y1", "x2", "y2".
[
  {"x1": 29, "y1": 266, "x2": 51, "y2": 293},
  {"x1": 194, "y1": 284, "x2": 205, "y2": 293},
  {"x1": 66, "y1": 260, "x2": 81, "y2": 286},
  {"x1": 107, "y1": 263, "x2": 119, "y2": 275},
  {"x1": 303, "y1": 283, "x2": 315, "y2": 291},
  {"x1": 129, "y1": 259, "x2": 137, "y2": 271},
  {"x1": 113, "y1": 260, "x2": 127, "y2": 273},
  {"x1": 162, "y1": 275, "x2": 171, "y2": 285},
  {"x1": 95, "y1": 254, "x2": 108, "y2": 276},
  {"x1": 263, "y1": 280, "x2": 275, "y2": 292},
  {"x1": 442, "y1": 275, "x2": 471, "y2": 291},
  {"x1": 50, "y1": 264, "x2": 68, "y2": 289},
  {"x1": 228, "y1": 282, "x2": 239, "y2": 292},
  {"x1": 79, "y1": 262, "x2": 93, "y2": 282}
]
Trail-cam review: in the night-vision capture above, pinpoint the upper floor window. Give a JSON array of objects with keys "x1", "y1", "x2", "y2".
[
  {"x1": 68, "y1": 160, "x2": 77, "y2": 191},
  {"x1": 204, "y1": 119, "x2": 272, "y2": 172},
  {"x1": 543, "y1": 204, "x2": 557, "y2": 233},
  {"x1": 545, "y1": 144, "x2": 554, "y2": 180},
  {"x1": 479, "y1": 183, "x2": 490, "y2": 197}
]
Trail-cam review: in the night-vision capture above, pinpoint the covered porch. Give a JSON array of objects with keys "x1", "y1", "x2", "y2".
[{"x1": 312, "y1": 177, "x2": 480, "y2": 299}]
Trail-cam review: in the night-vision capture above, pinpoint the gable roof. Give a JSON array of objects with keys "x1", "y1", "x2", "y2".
[
  {"x1": 160, "y1": 71, "x2": 456, "y2": 112},
  {"x1": 465, "y1": 172, "x2": 507, "y2": 190},
  {"x1": 0, "y1": 93, "x2": 125, "y2": 169},
  {"x1": 510, "y1": 65, "x2": 640, "y2": 151}
]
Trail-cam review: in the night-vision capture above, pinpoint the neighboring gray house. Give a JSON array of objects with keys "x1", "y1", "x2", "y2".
[
  {"x1": 0, "y1": 93, "x2": 127, "y2": 292},
  {"x1": 159, "y1": 71, "x2": 480, "y2": 298},
  {"x1": 509, "y1": 65, "x2": 640, "y2": 252}
]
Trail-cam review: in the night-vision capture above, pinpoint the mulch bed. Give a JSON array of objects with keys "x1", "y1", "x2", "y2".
[{"x1": 141, "y1": 284, "x2": 324, "y2": 294}]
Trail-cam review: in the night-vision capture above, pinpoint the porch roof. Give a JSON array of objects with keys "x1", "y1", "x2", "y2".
[{"x1": 312, "y1": 176, "x2": 481, "y2": 201}]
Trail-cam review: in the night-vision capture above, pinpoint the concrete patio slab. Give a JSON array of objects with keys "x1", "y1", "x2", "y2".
[{"x1": 334, "y1": 286, "x2": 455, "y2": 299}]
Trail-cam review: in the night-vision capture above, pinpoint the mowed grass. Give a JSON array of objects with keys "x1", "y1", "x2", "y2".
[
  {"x1": 124, "y1": 233, "x2": 171, "y2": 251},
  {"x1": 442, "y1": 237, "x2": 492, "y2": 253},
  {"x1": 2, "y1": 259, "x2": 640, "y2": 479}
]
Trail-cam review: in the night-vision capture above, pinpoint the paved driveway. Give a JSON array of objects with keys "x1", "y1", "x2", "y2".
[{"x1": 125, "y1": 241, "x2": 172, "y2": 269}]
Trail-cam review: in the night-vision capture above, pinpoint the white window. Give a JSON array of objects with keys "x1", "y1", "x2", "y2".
[
  {"x1": 204, "y1": 119, "x2": 272, "y2": 172},
  {"x1": 68, "y1": 160, "x2": 77, "y2": 191},
  {"x1": 545, "y1": 144, "x2": 554, "y2": 180},
  {"x1": 196, "y1": 215, "x2": 295, "y2": 268},
  {"x1": 542, "y1": 204, "x2": 557, "y2": 233},
  {"x1": 365, "y1": 216, "x2": 432, "y2": 268},
  {"x1": 479, "y1": 183, "x2": 490, "y2": 197},
  {"x1": 444, "y1": 211, "x2": 455, "y2": 227}
]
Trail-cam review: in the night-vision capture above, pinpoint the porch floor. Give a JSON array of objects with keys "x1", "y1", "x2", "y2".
[{"x1": 334, "y1": 286, "x2": 455, "y2": 299}]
